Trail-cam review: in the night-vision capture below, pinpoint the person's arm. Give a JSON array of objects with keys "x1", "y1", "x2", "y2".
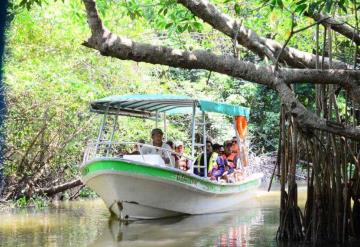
[
  {"x1": 140, "y1": 146, "x2": 147, "y2": 154},
  {"x1": 234, "y1": 155, "x2": 242, "y2": 170}
]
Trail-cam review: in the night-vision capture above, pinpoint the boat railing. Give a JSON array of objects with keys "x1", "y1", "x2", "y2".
[{"x1": 82, "y1": 140, "x2": 195, "y2": 169}]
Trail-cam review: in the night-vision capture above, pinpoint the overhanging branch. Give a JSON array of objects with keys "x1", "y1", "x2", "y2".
[
  {"x1": 177, "y1": 0, "x2": 348, "y2": 69},
  {"x1": 309, "y1": 12, "x2": 360, "y2": 46},
  {"x1": 82, "y1": 0, "x2": 360, "y2": 140}
]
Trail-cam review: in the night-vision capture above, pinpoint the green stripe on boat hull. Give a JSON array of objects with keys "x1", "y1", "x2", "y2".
[{"x1": 82, "y1": 159, "x2": 262, "y2": 194}]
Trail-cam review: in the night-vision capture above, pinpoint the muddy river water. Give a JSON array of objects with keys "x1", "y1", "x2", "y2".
[{"x1": 0, "y1": 186, "x2": 355, "y2": 246}]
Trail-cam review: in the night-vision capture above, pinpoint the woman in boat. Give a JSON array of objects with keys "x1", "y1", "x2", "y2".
[{"x1": 193, "y1": 140, "x2": 215, "y2": 177}]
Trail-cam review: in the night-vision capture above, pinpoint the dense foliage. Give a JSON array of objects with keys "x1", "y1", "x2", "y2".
[
  {"x1": 2, "y1": 0, "x2": 360, "y2": 243},
  {"x1": 1, "y1": 0, "x2": 284, "y2": 201},
  {"x1": 6, "y1": 0, "x2": 355, "y2": 199}
]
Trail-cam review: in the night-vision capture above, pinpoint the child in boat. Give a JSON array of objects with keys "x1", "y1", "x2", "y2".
[
  {"x1": 174, "y1": 140, "x2": 190, "y2": 171},
  {"x1": 223, "y1": 140, "x2": 237, "y2": 168},
  {"x1": 130, "y1": 139, "x2": 145, "y2": 154},
  {"x1": 223, "y1": 140, "x2": 243, "y2": 182}
]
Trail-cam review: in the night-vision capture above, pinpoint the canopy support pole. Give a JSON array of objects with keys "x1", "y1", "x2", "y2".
[
  {"x1": 163, "y1": 112, "x2": 167, "y2": 141},
  {"x1": 95, "y1": 102, "x2": 110, "y2": 155},
  {"x1": 155, "y1": 110, "x2": 159, "y2": 128},
  {"x1": 202, "y1": 111, "x2": 207, "y2": 177},
  {"x1": 106, "y1": 113, "x2": 118, "y2": 157},
  {"x1": 190, "y1": 102, "x2": 197, "y2": 173}
]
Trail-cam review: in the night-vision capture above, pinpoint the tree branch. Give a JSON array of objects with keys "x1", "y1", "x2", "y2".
[
  {"x1": 274, "y1": 80, "x2": 360, "y2": 140},
  {"x1": 83, "y1": 1, "x2": 276, "y2": 86},
  {"x1": 308, "y1": 12, "x2": 360, "y2": 46},
  {"x1": 35, "y1": 179, "x2": 83, "y2": 197},
  {"x1": 177, "y1": 0, "x2": 348, "y2": 69},
  {"x1": 280, "y1": 68, "x2": 360, "y2": 105}
]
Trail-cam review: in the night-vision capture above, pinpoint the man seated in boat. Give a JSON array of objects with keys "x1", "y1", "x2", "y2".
[
  {"x1": 194, "y1": 141, "x2": 217, "y2": 177},
  {"x1": 173, "y1": 140, "x2": 190, "y2": 171},
  {"x1": 141, "y1": 128, "x2": 173, "y2": 166}
]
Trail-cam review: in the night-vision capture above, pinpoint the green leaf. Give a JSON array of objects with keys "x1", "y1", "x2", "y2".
[
  {"x1": 270, "y1": 0, "x2": 277, "y2": 10},
  {"x1": 294, "y1": 3, "x2": 307, "y2": 14},
  {"x1": 325, "y1": 0, "x2": 333, "y2": 12},
  {"x1": 193, "y1": 21, "x2": 202, "y2": 30},
  {"x1": 317, "y1": 0, "x2": 326, "y2": 12},
  {"x1": 176, "y1": 25, "x2": 185, "y2": 33},
  {"x1": 308, "y1": 3, "x2": 318, "y2": 15},
  {"x1": 158, "y1": 7, "x2": 164, "y2": 15},
  {"x1": 339, "y1": 4, "x2": 347, "y2": 13},
  {"x1": 234, "y1": 3, "x2": 241, "y2": 15},
  {"x1": 338, "y1": 0, "x2": 347, "y2": 13},
  {"x1": 295, "y1": 0, "x2": 307, "y2": 5},
  {"x1": 165, "y1": 22, "x2": 173, "y2": 29}
]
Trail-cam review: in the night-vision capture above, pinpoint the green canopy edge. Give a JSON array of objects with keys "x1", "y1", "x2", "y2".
[{"x1": 90, "y1": 94, "x2": 250, "y2": 120}]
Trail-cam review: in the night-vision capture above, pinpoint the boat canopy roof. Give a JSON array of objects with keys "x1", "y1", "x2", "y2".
[{"x1": 90, "y1": 94, "x2": 250, "y2": 119}]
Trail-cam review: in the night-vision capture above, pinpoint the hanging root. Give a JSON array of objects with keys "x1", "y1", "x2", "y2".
[{"x1": 276, "y1": 184, "x2": 305, "y2": 241}]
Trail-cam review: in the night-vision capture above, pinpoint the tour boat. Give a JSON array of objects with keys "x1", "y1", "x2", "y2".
[{"x1": 81, "y1": 94, "x2": 263, "y2": 220}]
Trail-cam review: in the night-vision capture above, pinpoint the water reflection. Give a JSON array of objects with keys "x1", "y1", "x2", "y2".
[
  {"x1": 3, "y1": 189, "x2": 344, "y2": 247},
  {"x1": 89, "y1": 206, "x2": 268, "y2": 247}
]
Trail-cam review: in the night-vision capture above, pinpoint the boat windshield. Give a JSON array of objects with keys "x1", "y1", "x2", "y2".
[{"x1": 83, "y1": 141, "x2": 194, "y2": 169}]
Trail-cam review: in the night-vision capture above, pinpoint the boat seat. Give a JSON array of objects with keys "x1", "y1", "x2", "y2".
[{"x1": 123, "y1": 154, "x2": 166, "y2": 167}]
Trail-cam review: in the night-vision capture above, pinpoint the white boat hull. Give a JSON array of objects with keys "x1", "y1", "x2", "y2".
[{"x1": 82, "y1": 158, "x2": 263, "y2": 220}]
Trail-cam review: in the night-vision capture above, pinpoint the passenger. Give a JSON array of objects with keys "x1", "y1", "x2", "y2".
[
  {"x1": 166, "y1": 140, "x2": 175, "y2": 150},
  {"x1": 174, "y1": 141, "x2": 190, "y2": 171},
  {"x1": 231, "y1": 136, "x2": 240, "y2": 154},
  {"x1": 207, "y1": 143, "x2": 220, "y2": 173},
  {"x1": 130, "y1": 139, "x2": 145, "y2": 154},
  {"x1": 219, "y1": 145, "x2": 225, "y2": 156},
  {"x1": 194, "y1": 140, "x2": 214, "y2": 177},
  {"x1": 141, "y1": 128, "x2": 173, "y2": 166},
  {"x1": 208, "y1": 144, "x2": 227, "y2": 181},
  {"x1": 223, "y1": 140, "x2": 243, "y2": 182},
  {"x1": 223, "y1": 140, "x2": 239, "y2": 169}
]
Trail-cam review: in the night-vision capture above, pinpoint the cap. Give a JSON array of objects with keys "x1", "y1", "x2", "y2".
[
  {"x1": 151, "y1": 128, "x2": 163, "y2": 136},
  {"x1": 174, "y1": 140, "x2": 184, "y2": 147}
]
